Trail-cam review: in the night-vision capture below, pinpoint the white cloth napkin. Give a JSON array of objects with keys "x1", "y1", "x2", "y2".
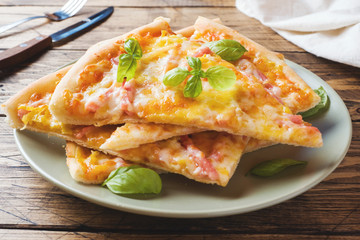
[{"x1": 236, "y1": 0, "x2": 360, "y2": 68}]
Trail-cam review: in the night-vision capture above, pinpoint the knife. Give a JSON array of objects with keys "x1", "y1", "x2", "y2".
[{"x1": 0, "y1": 6, "x2": 114, "y2": 69}]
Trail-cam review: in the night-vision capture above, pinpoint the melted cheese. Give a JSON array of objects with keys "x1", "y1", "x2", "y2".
[
  {"x1": 18, "y1": 88, "x2": 245, "y2": 186},
  {"x1": 19, "y1": 104, "x2": 72, "y2": 134},
  {"x1": 116, "y1": 132, "x2": 247, "y2": 186},
  {"x1": 191, "y1": 28, "x2": 320, "y2": 113},
  {"x1": 62, "y1": 31, "x2": 321, "y2": 147},
  {"x1": 66, "y1": 142, "x2": 128, "y2": 184},
  {"x1": 18, "y1": 96, "x2": 115, "y2": 148}
]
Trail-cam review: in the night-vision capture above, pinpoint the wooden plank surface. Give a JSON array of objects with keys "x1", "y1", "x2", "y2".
[
  {"x1": 1, "y1": 0, "x2": 360, "y2": 239},
  {"x1": 1, "y1": 230, "x2": 360, "y2": 240},
  {"x1": 2, "y1": 0, "x2": 236, "y2": 7},
  {"x1": 0, "y1": 6, "x2": 302, "y2": 52}
]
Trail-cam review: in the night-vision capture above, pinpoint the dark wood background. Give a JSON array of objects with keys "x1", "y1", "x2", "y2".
[{"x1": 0, "y1": 0, "x2": 359, "y2": 239}]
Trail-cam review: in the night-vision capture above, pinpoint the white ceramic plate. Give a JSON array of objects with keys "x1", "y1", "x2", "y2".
[{"x1": 14, "y1": 61, "x2": 352, "y2": 218}]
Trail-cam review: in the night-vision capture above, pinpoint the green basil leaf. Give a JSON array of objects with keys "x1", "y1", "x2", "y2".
[
  {"x1": 299, "y1": 86, "x2": 330, "y2": 119},
  {"x1": 102, "y1": 165, "x2": 141, "y2": 186},
  {"x1": 117, "y1": 54, "x2": 137, "y2": 83},
  {"x1": 205, "y1": 65, "x2": 236, "y2": 90},
  {"x1": 183, "y1": 75, "x2": 202, "y2": 98},
  {"x1": 163, "y1": 67, "x2": 190, "y2": 87},
  {"x1": 124, "y1": 38, "x2": 142, "y2": 59},
  {"x1": 249, "y1": 158, "x2": 307, "y2": 177},
  {"x1": 207, "y1": 39, "x2": 247, "y2": 61},
  {"x1": 187, "y1": 57, "x2": 202, "y2": 71},
  {"x1": 190, "y1": 69, "x2": 206, "y2": 78},
  {"x1": 103, "y1": 165, "x2": 162, "y2": 194}
]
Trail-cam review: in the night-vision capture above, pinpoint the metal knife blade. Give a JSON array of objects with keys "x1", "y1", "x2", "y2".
[
  {"x1": 51, "y1": 6, "x2": 114, "y2": 43},
  {"x1": 0, "y1": 7, "x2": 114, "y2": 70}
]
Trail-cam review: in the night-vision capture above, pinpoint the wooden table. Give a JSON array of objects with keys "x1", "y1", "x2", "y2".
[{"x1": 1, "y1": 1, "x2": 359, "y2": 239}]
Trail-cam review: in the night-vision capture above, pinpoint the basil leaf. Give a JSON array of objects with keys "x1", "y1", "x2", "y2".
[
  {"x1": 117, "y1": 54, "x2": 137, "y2": 83},
  {"x1": 190, "y1": 69, "x2": 206, "y2": 78},
  {"x1": 249, "y1": 158, "x2": 307, "y2": 177},
  {"x1": 207, "y1": 39, "x2": 247, "y2": 61},
  {"x1": 102, "y1": 165, "x2": 140, "y2": 186},
  {"x1": 300, "y1": 86, "x2": 330, "y2": 119},
  {"x1": 124, "y1": 38, "x2": 142, "y2": 59},
  {"x1": 103, "y1": 165, "x2": 162, "y2": 194},
  {"x1": 205, "y1": 65, "x2": 236, "y2": 90},
  {"x1": 187, "y1": 57, "x2": 202, "y2": 71},
  {"x1": 163, "y1": 67, "x2": 190, "y2": 87},
  {"x1": 183, "y1": 75, "x2": 202, "y2": 98}
]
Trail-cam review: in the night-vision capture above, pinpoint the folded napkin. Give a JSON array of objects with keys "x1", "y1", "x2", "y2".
[{"x1": 236, "y1": 0, "x2": 360, "y2": 67}]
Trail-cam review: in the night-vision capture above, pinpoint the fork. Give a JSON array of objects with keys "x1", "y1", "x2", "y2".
[{"x1": 0, "y1": 0, "x2": 87, "y2": 34}]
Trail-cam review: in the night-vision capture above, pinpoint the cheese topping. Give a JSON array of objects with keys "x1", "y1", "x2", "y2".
[
  {"x1": 66, "y1": 143, "x2": 129, "y2": 184},
  {"x1": 57, "y1": 30, "x2": 321, "y2": 147},
  {"x1": 18, "y1": 88, "x2": 245, "y2": 186},
  {"x1": 191, "y1": 28, "x2": 320, "y2": 113}
]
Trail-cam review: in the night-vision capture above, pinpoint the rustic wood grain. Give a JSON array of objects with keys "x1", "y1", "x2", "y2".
[
  {"x1": 2, "y1": 0, "x2": 236, "y2": 7},
  {"x1": 1, "y1": 230, "x2": 360, "y2": 240},
  {"x1": 0, "y1": 0, "x2": 360, "y2": 239},
  {"x1": 0, "y1": 6, "x2": 303, "y2": 52}
]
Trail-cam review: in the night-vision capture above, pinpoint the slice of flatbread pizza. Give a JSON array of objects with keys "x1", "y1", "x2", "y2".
[
  {"x1": 66, "y1": 130, "x2": 248, "y2": 186},
  {"x1": 49, "y1": 17, "x2": 322, "y2": 147},
  {"x1": 3, "y1": 66, "x2": 248, "y2": 186},
  {"x1": 191, "y1": 17, "x2": 319, "y2": 114},
  {"x1": 174, "y1": 18, "x2": 320, "y2": 151}
]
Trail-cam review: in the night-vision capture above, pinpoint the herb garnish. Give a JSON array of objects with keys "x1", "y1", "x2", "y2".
[
  {"x1": 102, "y1": 165, "x2": 162, "y2": 194},
  {"x1": 163, "y1": 56, "x2": 236, "y2": 98},
  {"x1": 300, "y1": 86, "x2": 330, "y2": 118},
  {"x1": 248, "y1": 158, "x2": 307, "y2": 177},
  {"x1": 206, "y1": 39, "x2": 247, "y2": 61},
  {"x1": 117, "y1": 38, "x2": 143, "y2": 83}
]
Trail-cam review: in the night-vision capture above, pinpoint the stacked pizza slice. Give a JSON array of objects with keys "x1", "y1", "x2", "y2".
[{"x1": 3, "y1": 17, "x2": 322, "y2": 187}]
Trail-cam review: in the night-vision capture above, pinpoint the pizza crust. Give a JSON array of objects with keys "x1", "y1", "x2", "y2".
[
  {"x1": 2, "y1": 65, "x2": 71, "y2": 129},
  {"x1": 175, "y1": 18, "x2": 222, "y2": 38},
  {"x1": 100, "y1": 122, "x2": 202, "y2": 151}
]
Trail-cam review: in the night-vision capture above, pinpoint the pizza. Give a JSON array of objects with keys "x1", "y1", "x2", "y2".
[
  {"x1": 2, "y1": 66, "x2": 248, "y2": 186},
  {"x1": 2, "y1": 17, "x2": 324, "y2": 188},
  {"x1": 49, "y1": 17, "x2": 322, "y2": 148}
]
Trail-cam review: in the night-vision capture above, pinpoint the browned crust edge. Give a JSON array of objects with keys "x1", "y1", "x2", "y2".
[{"x1": 1, "y1": 65, "x2": 72, "y2": 129}]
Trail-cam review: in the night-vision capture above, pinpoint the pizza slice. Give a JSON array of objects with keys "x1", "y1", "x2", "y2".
[
  {"x1": 3, "y1": 66, "x2": 248, "y2": 186},
  {"x1": 49, "y1": 17, "x2": 322, "y2": 147},
  {"x1": 191, "y1": 16, "x2": 319, "y2": 114},
  {"x1": 66, "y1": 129, "x2": 248, "y2": 186}
]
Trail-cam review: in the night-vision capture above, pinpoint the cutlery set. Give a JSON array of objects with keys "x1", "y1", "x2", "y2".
[{"x1": 0, "y1": 0, "x2": 114, "y2": 69}]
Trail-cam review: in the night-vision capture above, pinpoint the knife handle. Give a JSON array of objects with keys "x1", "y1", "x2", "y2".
[{"x1": 0, "y1": 35, "x2": 52, "y2": 70}]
